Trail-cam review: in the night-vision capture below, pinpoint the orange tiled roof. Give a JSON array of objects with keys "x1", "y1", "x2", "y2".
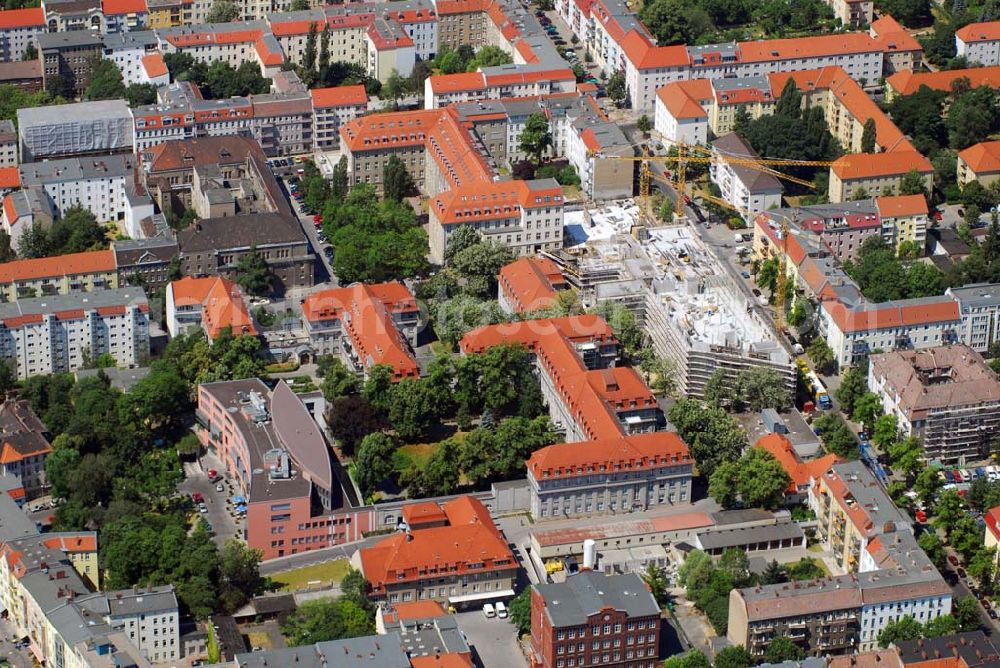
[
  {"x1": 430, "y1": 179, "x2": 562, "y2": 226},
  {"x1": 410, "y1": 655, "x2": 474, "y2": 668},
  {"x1": 102, "y1": 0, "x2": 147, "y2": 14},
  {"x1": 831, "y1": 151, "x2": 932, "y2": 180},
  {"x1": 739, "y1": 33, "x2": 882, "y2": 63},
  {"x1": 0, "y1": 167, "x2": 20, "y2": 190},
  {"x1": 2, "y1": 195, "x2": 16, "y2": 224},
  {"x1": 359, "y1": 496, "x2": 514, "y2": 594},
  {"x1": 657, "y1": 79, "x2": 711, "y2": 120},
  {"x1": 402, "y1": 501, "x2": 449, "y2": 527},
  {"x1": 528, "y1": 432, "x2": 690, "y2": 481},
  {"x1": 823, "y1": 297, "x2": 960, "y2": 334},
  {"x1": 956, "y1": 21, "x2": 1000, "y2": 43},
  {"x1": 310, "y1": 84, "x2": 368, "y2": 108},
  {"x1": 339, "y1": 109, "x2": 442, "y2": 153},
  {"x1": 620, "y1": 29, "x2": 689, "y2": 70},
  {"x1": 388, "y1": 601, "x2": 448, "y2": 621},
  {"x1": 875, "y1": 194, "x2": 928, "y2": 218},
  {"x1": 301, "y1": 283, "x2": 418, "y2": 380},
  {"x1": 755, "y1": 433, "x2": 838, "y2": 493},
  {"x1": 0, "y1": 250, "x2": 115, "y2": 284},
  {"x1": 141, "y1": 53, "x2": 167, "y2": 78},
  {"x1": 886, "y1": 66, "x2": 1000, "y2": 96},
  {"x1": 959, "y1": 140, "x2": 1000, "y2": 175},
  {"x1": 429, "y1": 72, "x2": 486, "y2": 95},
  {"x1": 0, "y1": 7, "x2": 44, "y2": 29},
  {"x1": 168, "y1": 276, "x2": 255, "y2": 339},
  {"x1": 498, "y1": 256, "x2": 566, "y2": 313},
  {"x1": 42, "y1": 534, "x2": 97, "y2": 553}
]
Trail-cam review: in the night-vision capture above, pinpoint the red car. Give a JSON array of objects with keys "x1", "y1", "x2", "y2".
[
  {"x1": 948, "y1": 554, "x2": 960, "y2": 567},
  {"x1": 313, "y1": 215, "x2": 323, "y2": 223},
  {"x1": 915, "y1": 509, "x2": 927, "y2": 523},
  {"x1": 191, "y1": 492, "x2": 204, "y2": 504}
]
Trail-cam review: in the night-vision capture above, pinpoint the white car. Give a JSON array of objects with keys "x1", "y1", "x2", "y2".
[
  {"x1": 482, "y1": 603, "x2": 496, "y2": 619},
  {"x1": 216, "y1": 483, "x2": 225, "y2": 492},
  {"x1": 496, "y1": 601, "x2": 508, "y2": 618},
  {"x1": 988, "y1": 466, "x2": 999, "y2": 482}
]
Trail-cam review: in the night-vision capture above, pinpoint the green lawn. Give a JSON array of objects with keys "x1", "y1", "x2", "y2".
[{"x1": 271, "y1": 559, "x2": 351, "y2": 592}]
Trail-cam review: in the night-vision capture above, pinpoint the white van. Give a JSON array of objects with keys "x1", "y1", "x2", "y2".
[
  {"x1": 483, "y1": 603, "x2": 496, "y2": 619},
  {"x1": 496, "y1": 601, "x2": 508, "y2": 618}
]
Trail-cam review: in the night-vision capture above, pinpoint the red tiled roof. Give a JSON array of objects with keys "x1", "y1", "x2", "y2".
[
  {"x1": 755, "y1": 433, "x2": 838, "y2": 493},
  {"x1": 498, "y1": 256, "x2": 567, "y2": 313},
  {"x1": 875, "y1": 194, "x2": 928, "y2": 218},
  {"x1": 386, "y1": 601, "x2": 448, "y2": 622},
  {"x1": 956, "y1": 21, "x2": 1000, "y2": 43},
  {"x1": 339, "y1": 109, "x2": 441, "y2": 152},
  {"x1": 429, "y1": 72, "x2": 486, "y2": 95},
  {"x1": 657, "y1": 79, "x2": 711, "y2": 120},
  {"x1": 0, "y1": 167, "x2": 20, "y2": 190},
  {"x1": 620, "y1": 29, "x2": 689, "y2": 69},
  {"x1": 886, "y1": 66, "x2": 1000, "y2": 96},
  {"x1": 102, "y1": 0, "x2": 146, "y2": 14},
  {"x1": 141, "y1": 53, "x2": 167, "y2": 78},
  {"x1": 168, "y1": 276, "x2": 256, "y2": 339},
  {"x1": 831, "y1": 151, "x2": 933, "y2": 180},
  {"x1": 822, "y1": 297, "x2": 961, "y2": 334},
  {"x1": 310, "y1": 84, "x2": 368, "y2": 108},
  {"x1": 402, "y1": 501, "x2": 449, "y2": 527},
  {"x1": 739, "y1": 33, "x2": 882, "y2": 63},
  {"x1": 0, "y1": 7, "x2": 44, "y2": 29},
  {"x1": 42, "y1": 534, "x2": 97, "y2": 553},
  {"x1": 359, "y1": 496, "x2": 514, "y2": 594},
  {"x1": 301, "y1": 283, "x2": 418, "y2": 380},
  {"x1": 528, "y1": 432, "x2": 690, "y2": 481},
  {"x1": 410, "y1": 655, "x2": 474, "y2": 668},
  {"x1": 959, "y1": 140, "x2": 1000, "y2": 175},
  {"x1": 0, "y1": 250, "x2": 115, "y2": 284}
]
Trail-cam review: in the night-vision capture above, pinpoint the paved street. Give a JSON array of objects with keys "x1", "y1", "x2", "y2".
[
  {"x1": 0, "y1": 617, "x2": 36, "y2": 668},
  {"x1": 279, "y1": 175, "x2": 337, "y2": 285},
  {"x1": 178, "y1": 453, "x2": 240, "y2": 547},
  {"x1": 454, "y1": 610, "x2": 527, "y2": 668}
]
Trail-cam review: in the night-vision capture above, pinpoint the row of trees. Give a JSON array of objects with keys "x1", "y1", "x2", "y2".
[
  {"x1": 297, "y1": 24, "x2": 382, "y2": 93},
  {"x1": 843, "y1": 236, "x2": 946, "y2": 303},
  {"x1": 703, "y1": 367, "x2": 792, "y2": 413},
  {"x1": 84, "y1": 59, "x2": 157, "y2": 106},
  {"x1": 17, "y1": 207, "x2": 110, "y2": 260},
  {"x1": 162, "y1": 53, "x2": 271, "y2": 99}
]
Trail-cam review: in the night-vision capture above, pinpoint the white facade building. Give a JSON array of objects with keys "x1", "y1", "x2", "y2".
[
  {"x1": 956, "y1": 22, "x2": 1000, "y2": 66},
  {"x1": 107, "y1": 586, "x2": 180, "y2": 664},
  {"x1": 0, "y1": 289, "x2": 150, "y2": 379},
  {"x1": 0, "y1": 8, "x2": 45, "y2": 62},
  {"x1": 947, "y1": 283, "x2": 1000, "y2": 354},
  {"x1": 710, "y1": 134, "x2": 783, "y2": 218}
]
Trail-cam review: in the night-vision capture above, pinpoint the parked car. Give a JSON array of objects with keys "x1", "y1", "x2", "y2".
[
  {"x1": 482, "y1": 603, "x2": 496, "y2": 618},
  {"x1": 942, "y1": 470, "x2": 955, "y2": 484},
  {"x1": 198, "y1": 503, "x2": 208, "y2": 514},
  {"x1": 976, "y1": 467, "x2": 986, "y2": 479},
  {"x1": 192, "y1": 492, "x2": 204, "y2": 504},
  {"x1": 953, "y1": 469, "x2": 966, "y2": 482},
  {"x1": 948, "y1": 554, "x2": 960, "y2": 566},
  {"x1": 958, "y1": 567, "x2": 967, "y2": 579},
  {"x1": 216, "y1": 483, "x2": 224, "y2": 492},
  {"x1": 741, "y1": 270, "x2": 750, "y2": 279},
  {"x1": 496, "y1": 601, "x2": 508, "y2": 618}
]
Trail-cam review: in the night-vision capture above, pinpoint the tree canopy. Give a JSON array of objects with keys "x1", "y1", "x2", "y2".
[{"x1": 668, "y1": 399, "x2": 747, "y2": 476}]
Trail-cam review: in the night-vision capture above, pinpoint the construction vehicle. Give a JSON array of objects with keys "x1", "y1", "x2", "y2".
[{"x1": 545, "y1": 559, "x2": 564, "y2": 574}]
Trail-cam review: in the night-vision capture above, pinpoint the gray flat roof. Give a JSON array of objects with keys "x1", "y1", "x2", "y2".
[
  {"x1": 17, "y1": 100, "x2": 131, "y2": 129},
  {"x1": 0, "y1": 288, "x2": 148, "y2": 319},
  {"x1": 534, "y1": 571, "x2": 659, "y2": 628},
  {"x1": 696, "y1": 521, "x2": 803, "y2": 550},
  {"x1": 20, "y1": 155, "x2": 135, "y2": 185}
]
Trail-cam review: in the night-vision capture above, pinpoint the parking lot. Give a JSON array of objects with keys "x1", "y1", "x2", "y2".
[
  {"x1": 454, "y1": 609, "x2": 527, "y2": 668},
  {"x1": 178, "y1": 452, "x2": 240, "y2": 547}
]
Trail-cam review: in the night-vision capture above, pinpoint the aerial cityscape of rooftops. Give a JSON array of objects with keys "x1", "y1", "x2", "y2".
[{"x1": 4, "y1": 0, "x2": 1000, "y2": 664}]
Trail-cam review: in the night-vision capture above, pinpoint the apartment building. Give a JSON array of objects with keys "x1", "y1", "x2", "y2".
[
  {"x1": 654, "y1": 79, "x2": 711, "y2": 146},
  {"x1": 111, "y1": 237, "x2": 176, "y2": 294},
  {"x1": 106, "y1": 586, "x2": 180, "y2": 663},
  {"x1": 869, "y1": 345, "x2": 1000, "y2": 463},
  {"x1": 146, "y1": 0, "x2": 190, "y2": 28},
  {"x1": 197, "y1": 378, "x2": 372, "y2": 560},
  {"x1": 130, "y1": 80, "x2": 252, "y2": 151},
  {"x1": 498, "y1": 256, "x2": 568, "y2": 315},
  {"x1": 101, "y1": 31, "x2": 165, "y2": 86},
  {"x1": 0, "y1": 121, "x2": 17, "y2": 169},
  {"x1": 300, "y1": 282, "x2": 420, "y2": 380},
  {"x1": 0, "y1": 398, "x2": 51, "y2": 499},
  {"x1": 0, "y1": 250, "x2": 118, "y2": 302},
  {"x1": 874, "y1": 194, "x2": 928, "y2": 250},
  {"x1": 237, "y1": 633, "x2": 470, "y2": 668},
  {"x1": 710, "y1": 133, "x2": 783, "y2": 216},
  {"x1": 729, "y1": 461, "x2": 951, "y2": 656},
  {"x1": 249, "y1": 90, "x2": 313, "y2": 157},
  {"x1": 0, "y1": 188, "x2": 55, "y2": 250},
  {"x1": 0, "y1": 7, "x2": 45, "y2": 62},
  {"x1": 531, "y1": 571, "x2": 662, "y2": 668},
  {"x1": 0, "y1": 59, "x2": 43, "y2": 91},
  {"x1": 0, "y1": 288, "x2": 149, "y2": 379},
  {"x1": 757, "y1": 202, "x2": 882, "y2": 262},
  {"x1": 165, "y1": 275, "x2": 256, "y2": 339},
  {"x1": 885, "y1": 65, "x2": 1000, "y2": 101},
  {"x1": 310, "y1": 84, "x2": 368, "y2": 151},
  {"x1": 526, "y1": 432, "x2": 692, "y2": 520},
  {"x1": 946, "y1": 283, "x2": 1000, "y2": 354},
  {"x1": 425, "y1": 64, "x2": 577, "y2": 109},
  {"x1": 461, "y1": 315, "x2": 660, "y2": 441},
  {"x1": 825, "y1": 0, "x2": 873, "y2": 27},
  {"x1": 18, "y1": 155, "x2": 153, "y2": 228},
  {"x1": 753, "y1": 212, "x2": 963, "y2": 368},
  {"x1": 101, "y1": 0, "x2": 148, "y2": 33},
  {"x1": 956, "y1": 22, "x2": 1000, "y2": 66},
  {"x1": 355, "y1": 496, "x2": 517, "y2": 607},
  {"x1": 17, "y1": 100, "x2": 134, "y2": 162},
  {"x1": 339, "y1": 108, "x2": 441, "y2": 193},
  {"x1": 38, "y1": 31, "x2": 104, "y2": 99},
  {"x1": 829, "y1": 152, "x2": 934, "y2": 202},
  {"x1": 957, "y1": 140, "x2": 1000, "y2": 189}
]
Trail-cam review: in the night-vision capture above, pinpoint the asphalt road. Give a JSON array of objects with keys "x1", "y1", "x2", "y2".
[{"x1": 280, "y1": 175, "x2": 337, "y2": 286}]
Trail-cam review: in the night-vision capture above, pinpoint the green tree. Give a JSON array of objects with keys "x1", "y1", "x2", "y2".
[
  {"x1": 861, "y1": 117, "x2": 877, "y2": 153},
  {"x1": 954, "y1": 595, "x2": 983, "y2": 632},
  {"x1": 947, "y1": 85, "x2": 999, "y2": 150},
  {"x1": 639, "y1": 0, "x2": 713, "y2": 45},
  {"x1": 899, "y1": 169, "x2": 928, "y2": 197},
  {"x1": 606, "y1": 72, "x2": 627, "y2": 106},
  {"x1": 354, "y1": 432, "x2": 397, "y2": 497},
  {"x1": 84, "y1": 59, "x2": 126, "y2": 101},
  {"x1": 281, "y1": 598, "x2": 373, "y2": 646},
  {"x1": 876, "y1": 0, "x2": 931, "y2": 26},
  {"x1": 714, "y1": 646, "x2": 752, "y2": 668},
  {"x1": 234, "y1": 245, "x2": 273, "y2": 296},
  {"x1": 878, "y1": 616, "x2": 924, "y2": 648},
  {"x1": 852, "y1": 391, "x2": 883, "y2": 429},
  {"x1": 709, "y1": 448, "x2": 790, "y2": 510},
  {"x1": 508, "y1": 588, "x2": 532, "y2": 636},
  {"x1": 807, "y1": 336, "x2": 836, "y2": 374},
  {"x1": 45, "y1": 446, "x2": 81, "y2": 501},
  {"x1": 914, "y1": 466, "x2": 942, "y2": 506},
  {"x1": 918, "y1": 530, "x2": 946, "y2": 569},
  {"x1": 519, "y1": 112, "x2": 553, "y2": 164},
  {"x1": 923, "y1": 614, "x2": 960, "y2": 637},
  {"x1": 382, "y1": 155, "x2": 415, "y2": 202},
  {"x1": 760, "y1": 559, "x2": 787, "y2": 584},
  {"x1": 814, "y1": 413, "x2": 858, "y2": 458},
  {"x1": 124, "y1": 83, "x2": 157, "y2": 106},
  {"x1": 637, "y1": 114, "x2": 652, "y2": 134},
  {"x1": 775, "y1": 79, "x2": 803, "y2": 119},
  {"x1": 216, "y1": 541, "x2": 266, "y2": 613},
  {"x1": 664, "y1": 651, "x2": 711, "y2": 668},
  {"x1": 640, "y1": 562, "x2": 670, "y2": 606},
  {"x1": 835, "y1": 366, "x2": 868, "y2": 416},
  {"x1": 205, "y1": 0, "x2": 239, "y2": 21},
  {"x1": 934, "y1": 489, "x2": 966, "y2": 532},
  {"x1": 388, "y1": 379, "x2": 440, "y2": 442},
  {"x1": 319, "y1": 357, "x2": 359, "y2": 401},
  {"x1": 303, "y1": 22, "x2": 318, "y2": 72},
  {"x1": 467, "y1": 45, "x2": 512, "y2": 70},
  {"x1": 765, "y1": 637, "x2": 804, "y2": 663},
  {"x1": 331, "y1": 155, "x2": 349, "y2": 201},
  {"x1": 887, "y1": 435, "x2": 923, "y2": 478},
  {"x1": 318, "y1": 24, "x2": 330, "y2": 72},
  {"x1": 873, "y1": 414, "x2": 898, "y2": 451},
  {"x1": 362, "y1": 364, "x2": 395, "y2": 415},
  {"x1": 326, "y1": 395, "x2": 385, "y2": 456},
  {"x1": 668, "y1": 399, "x2": 747, "y2": 477}
]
